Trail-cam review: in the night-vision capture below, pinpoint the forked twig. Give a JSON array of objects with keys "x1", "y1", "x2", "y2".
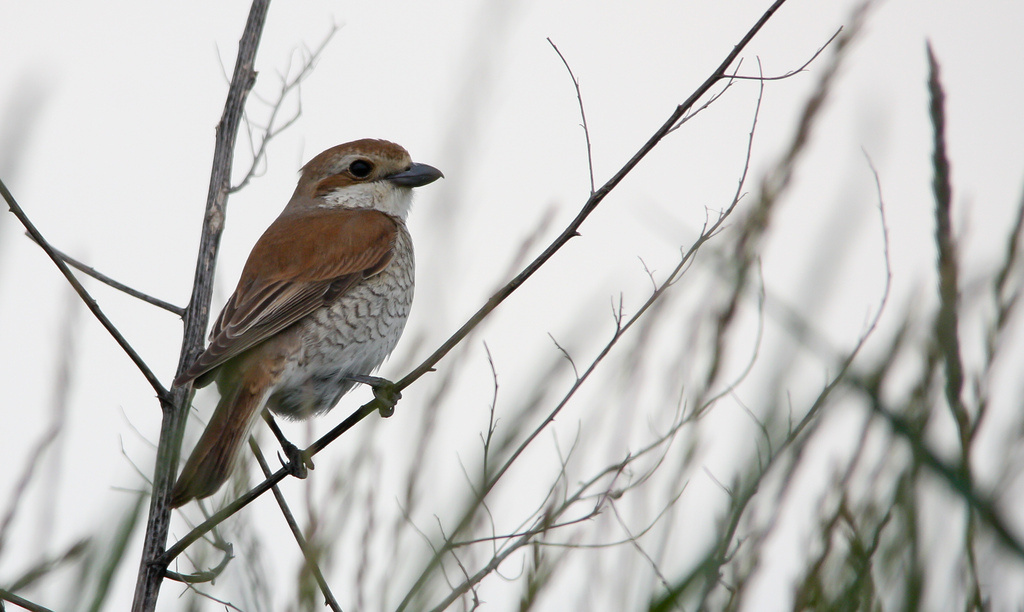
[
  {"x1": 231, "y1": 24, "x2": 339, "y2": 194},
  {"x1": 729, "y1": 27, "x2": 842, "y2": 83}
]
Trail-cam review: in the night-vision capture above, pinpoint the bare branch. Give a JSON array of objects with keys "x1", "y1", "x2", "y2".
[
  {"x1": 0, "y1": 588, "x2": 57, "y2": 612},
  {"x1": 231, "y1": 24, "x2": 339, "y2": 194},
  {"x1": 23, "y1": 232, "x2": 185, "y2": 316},
  {"x1": 728, "y1": 27, "x2": 842, "y2": 83},
  {"x1": 159, "y1": 0, "x2": 805, "y2": 571},
  {"x1": 132, "y1": 0, "x2": 272, "y2": 609},
  {"x1": 390, "y1": 0, "x2": 795, "y2": 399},
  {"x1": 250, "y1": 440, "x2": 342, "y2": 611},
  {"x1": 547, "y1": 333, "x2": 579, "y2": 381},
  {"x1": 548, "y1": 38, "x2": 595, "y2": 195},
  {"x1": 0, "y1": 179, "x2": 169, "y2": 400}
]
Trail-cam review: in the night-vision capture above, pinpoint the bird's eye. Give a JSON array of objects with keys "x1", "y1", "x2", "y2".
[{"x1": 349, "y1": 159, "x2": 373, "y2": 178}]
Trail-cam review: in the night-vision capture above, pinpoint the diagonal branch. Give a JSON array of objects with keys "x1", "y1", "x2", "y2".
[
  {"x1": 406, "y1": 64, "x2": 770, "y2": 609},
  {"x1": 310, "y1": 0, "x2": 796, "y2": 459},
  {"x1": 0, "y1": 588, "x2": 56, "y2": 612},
  {"x1": 156, "y1": 0, "x2": 801, "y2": 569},
  {"x1": 0, "y1": 179, "x2": 169, "y2": 401},
  {"x1": 250, "y1": 441, "x2": 343, "y2": 611}
]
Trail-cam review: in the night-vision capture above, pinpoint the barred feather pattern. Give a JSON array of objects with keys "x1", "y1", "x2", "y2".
[{"x1": 266, "y1": 221, "x2": 414, "y2": 419}]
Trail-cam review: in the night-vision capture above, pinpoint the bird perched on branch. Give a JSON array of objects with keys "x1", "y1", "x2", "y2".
[{"x1": 170, "y1": 139, "x2": 442, "y2": 507}]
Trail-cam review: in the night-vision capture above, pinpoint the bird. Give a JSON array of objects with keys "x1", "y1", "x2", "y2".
[{"x1": 170, "y1": 139, "x2": 442, "y2": 507}]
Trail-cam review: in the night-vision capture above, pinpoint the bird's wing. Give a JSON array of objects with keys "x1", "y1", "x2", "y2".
[{"x1": 173, "y1": 208, "x2": 397, "y2": 386}]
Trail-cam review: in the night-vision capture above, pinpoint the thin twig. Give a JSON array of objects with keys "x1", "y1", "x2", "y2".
[
  {"x1": 0, "y1": 589, "x2": 57, "y2": 612},
  {"x1": 408, "y1": 50, "x2": 775, "y2": 609},
  {"x1": 666, "y1": 9, "x2": 873, "y2": 607},
  {"x1": 231, "y1": 24, "x2": 339, "y2": 194},
  {"x1": 319, "y1": 0, "x2": 797, "y2": 456},
  {"x1": 669, "y1": 59, "x2": 743, "y2": 134},
  {"x1": 163, "y1": 540, "x2": 232, "y2": 584},
  {"x1": 23, "y1": 232, "x2": 185, "y2": 316},
  {"x1": 547, "y1": 38, "x2": 595, "y2": 195},
  {"x1": 157, "y1": 462, "x2": 290, "y2": 566},
  {"x1": 250, "y1": 441, "x2": 343, "y2": 611},
  {"x1": 728, "y1": 27, "x2": 842, "y2": 83},
  {"x1": 0, "y1": 179, "x2": 169, "y2": 401}
]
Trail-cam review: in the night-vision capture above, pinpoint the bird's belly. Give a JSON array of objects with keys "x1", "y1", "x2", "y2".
[{"x1": 266, "y1": 255, "x2": 413, "y2": 420}]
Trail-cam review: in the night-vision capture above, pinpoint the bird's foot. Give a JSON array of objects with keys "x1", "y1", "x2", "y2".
[
  {"x1": 278, "y1": 440, "x2": 314, "y2": 479},
  {"x1": 264, "y1": 410, "x2": 314, "y2": 478},
  {"x1": 346, "y1": 374, "x2": 402, "y2": 417}
]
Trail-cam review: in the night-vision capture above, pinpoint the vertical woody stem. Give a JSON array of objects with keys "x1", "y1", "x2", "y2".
[{"x1": 130, "y1": 1, "x2": 271, "y2": 609}]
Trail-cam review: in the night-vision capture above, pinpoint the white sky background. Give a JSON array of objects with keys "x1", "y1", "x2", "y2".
[{"x1": 2, "y1": 0, "x2": 1024, "y2": 610}]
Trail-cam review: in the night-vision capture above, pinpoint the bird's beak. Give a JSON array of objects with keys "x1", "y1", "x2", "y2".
[{"x1": 386, "y1": 163, "x2": 444, "y2": 187}]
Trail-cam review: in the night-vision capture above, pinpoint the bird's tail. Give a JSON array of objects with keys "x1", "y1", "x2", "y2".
[{"x1": 170, "y1": 377, "x2": 267, "y2": 508}]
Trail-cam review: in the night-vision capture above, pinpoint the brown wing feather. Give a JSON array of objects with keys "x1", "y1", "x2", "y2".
[{"x1": 174, "y1": 208, "x2": 398, "y2": 387}]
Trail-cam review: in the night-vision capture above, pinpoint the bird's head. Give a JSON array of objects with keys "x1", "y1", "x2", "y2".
[{"x1": 293, "y1": 139, "x2": 443, "y2": 220}]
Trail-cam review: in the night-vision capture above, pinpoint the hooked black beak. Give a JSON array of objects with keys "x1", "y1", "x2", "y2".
[{"x1": 386, "y1": 162, "x2": 444, "y2": 187}]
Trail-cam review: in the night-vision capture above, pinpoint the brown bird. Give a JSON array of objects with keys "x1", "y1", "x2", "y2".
[{"x1": 170, "y1": 139, "x2": 442, "y2": 507}]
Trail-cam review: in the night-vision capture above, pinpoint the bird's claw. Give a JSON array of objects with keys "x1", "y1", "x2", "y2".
[
  {"x1": 278, "y1": 440, "x2": 314, "y2": 479},
  {"x1": 346, "y1": 374, "x2": 402, "y2": 418}
]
